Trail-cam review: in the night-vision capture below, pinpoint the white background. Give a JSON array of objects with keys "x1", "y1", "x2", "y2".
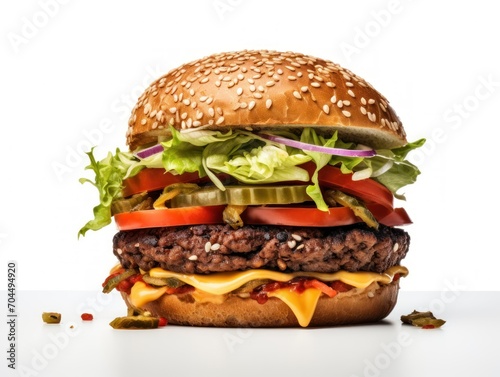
[{"x1": 1, "y1": 0, "x2": 499, "y2": 293}]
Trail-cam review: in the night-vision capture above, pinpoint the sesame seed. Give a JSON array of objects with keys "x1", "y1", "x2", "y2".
[
  {"x1": 293, "y1": 91, "x2": 302, "y2": 99},
  {"x1": 368, "y1": 98, "x2": 376, "y2": 104},
  {"x1": 266, "y1": 99, "x2": 273, "y2": 109},
  {"x1": 205, "y1": 242, "x2": 212, "y2": 252},
  {"x1": 288, "y1": 75, "x2": 297, "y2": 81},
  {"x1": 236, "y1": 87, "x2": 243, "y2": 95},
  {"x1": 266, "y1": 81, "x2": 275, "y2": 87},
  {"x1": 193, "y1": 121, "x2": 201, "y2": 127},
  {"x1": 208, "y1": 108, "x2": 215, "y2": 117},
  {"x1": 216, "y1": 107, "x2": 223, "y2": 116},
  {"x1": 140, "y1": 119, "x2": 147, "y2": 125},
  {"x1": 337, "y1": 100, "x2": 343, "y2": 108},
  {"x1": 360, "y1": 106, "x2": 367, "y2": 115},
  {"x1": 183, "y1": 99, "x2": 190, "y2": 106},
  {"x1": 342, "y1": 110, "x2": 351, "y2": 117},
  {"x1": 343, "y1": 100, "x2": 351, "y2": 106},
  {"x1": 188, "y1": 255, "x2": 198, "y2": 261},
  {"x1": 361, "y1": 97, "x2": 367, "y2": 105},
  {"x1": 216, "y1": 117, "x2": 224, "y2": 125},
  {"x1": 257, "y1": 85, "x2": 265, "y2": 92},
  {"x1": 249, "y1": 85, "x2": 256, "y2": 92},
  {"x1": 322, "y1": 104, "x2": 330, "y2": 114},
  {"x1": 211, "y1": 243, "x2": 221, "y2": 251},
  {"x1": 181, "y1": 112, "x2": 188, "y2": 120},
  {"x1": 200, "y1": 77, "x2": 209, "y2": 84},
  {"x1": 346, "y1": 81, "x2": 354, "y2": 87},
  {"x1": 330, "y1": 95, "x2": 336, "y2": 103},
  {"x1": 240, "y1": 102, "x2": 248, "y2": 109},
  {"x1": 311, "y1": 82, "x2": 321, "y2": 88},
  {"x1": 301, "y1": 86, "x2": 309, "y2": 93},
  {"x1": 237, "y1": 73, "x2": 244, "y2": 80},
  {"x1": 287, "y1": 240, "x2": 296, "y2": 249},
  {"x1": 291, "y1": 234, "x2": 302, "y2": 241},
  {"x1": 248, "y1": 101, "x2": 256, "y2": 110},
  {"x1": 347, "y1": 89, "x2": 356, "y2": 97},
  {"x1": 253, "y1": 92, "x2": 263, "y2": 99},
  {"x1": 326, "y1": 82, "x2": 336, "y2": 88},
  {"x1": 116, "y1": 248, "x2": 122, "y2": 255},
  {"x1": 199, "y1": 96, "x2": 208, "y2": 102},
  {"x1": 296, "y1": 244, "x2": 305, "y2": 250},
  {"x1": 206, "y1": 97, "x2": 213, "y2": 105},
  {"x1": 367, "y1": 291, "x2": 375, "y2": 298},
  {"x1": 368, "y1": 112, "x2": 377, "y2": 122}
]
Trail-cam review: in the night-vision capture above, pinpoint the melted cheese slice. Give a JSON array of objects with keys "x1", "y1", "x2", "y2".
[
  {"x1": 129, "y1": 266, "x2": 408, "y2": 326},
  {"x1": 269, "y1": 288, "x2": 322, "y2": 327}
]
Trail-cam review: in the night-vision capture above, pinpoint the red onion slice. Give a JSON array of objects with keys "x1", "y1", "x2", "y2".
[
  {"x1": 135, "y1": 144, "x2": 164, "y2": 159},
  {"x1": 259, "y1": 133, "x2": 376, "y2": 157}
]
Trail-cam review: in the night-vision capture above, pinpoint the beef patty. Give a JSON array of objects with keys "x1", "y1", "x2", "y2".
[{"x1": 113, "y1": 223, "x2": 409, "y2": 274}]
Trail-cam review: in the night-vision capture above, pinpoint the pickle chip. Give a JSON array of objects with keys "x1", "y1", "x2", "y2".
[
  {"x1": 42, "y1": 312, "x2": 62, "y2": 324},
  {"x1": 109, "y1": 315, "x2": 159, "y2": 329},
  {"x1": 401, "y1": 310, "x2": 446, "y2": 329}
]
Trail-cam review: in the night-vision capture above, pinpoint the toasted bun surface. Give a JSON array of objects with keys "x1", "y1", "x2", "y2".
[
  {"x1": 126, "y1": 50, "x2": 406, "y2": 151},
  {"x1": 121, "y1": 281, "x2": 400, "y2": 327}
]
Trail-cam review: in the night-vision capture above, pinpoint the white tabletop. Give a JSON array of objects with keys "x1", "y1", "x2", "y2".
[{"x1": 7, "y1": 290, "x2": 499, "y2": 377}]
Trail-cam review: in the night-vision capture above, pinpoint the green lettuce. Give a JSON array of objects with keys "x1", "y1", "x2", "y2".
[{"x1": 79, "y1": 127, "x2": 425, "y2": 235}]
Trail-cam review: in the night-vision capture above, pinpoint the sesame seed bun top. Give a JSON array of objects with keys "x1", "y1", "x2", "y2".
[{"x1": 126, "y1": 50, "x2": 407, "y2": 151}]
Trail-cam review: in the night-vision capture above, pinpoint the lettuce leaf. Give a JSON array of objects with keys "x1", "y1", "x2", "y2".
[{"x1": 79, "y1": 127, "x2": 425, "y2": 235}]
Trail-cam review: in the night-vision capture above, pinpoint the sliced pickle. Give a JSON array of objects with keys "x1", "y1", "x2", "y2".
[
  {"x1": 171, "y1": 185, "x2": 311, "y2": 208},
  {"x1": 401, "y1": 310, "x2": 446, "y2": 329},
  {"x1": 232, "y1": 279, "x2": 271, "y2": 295},
  {"x1": 142, "y1": 275, "x2": 184, "y2": 288},
  {"x1": 42, "y1": 312, "x2": 62, "y2": 324},
  {"x1": 102, "y1": 269, "x2": 137, "y2": 293},
  {"x1": 109, "y1": 315, "x2": 159, "y2": 329},
  {"x1": 111, "y1": 192, "x2": 149, "y2": 215},
  {"x1": 327, "y1": 190, "x2": 379, "y2": 229}
]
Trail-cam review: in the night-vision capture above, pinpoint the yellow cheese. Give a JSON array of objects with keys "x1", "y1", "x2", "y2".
[
  {"x1": 128, "y1": 265, "x2": 408, "y2": 326},
  {"x1": 268, "y1": 287, "x2": 322, "y2": 327},
  {"x1": 130, "y1": 282, "x2": 167, "y2": 308},
  {"x1": 148, "y1": 265, "x2": 408, "y2": 295}
]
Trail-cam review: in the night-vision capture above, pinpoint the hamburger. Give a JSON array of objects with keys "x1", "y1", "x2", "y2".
[{"x1": 79, "y1": 50, "x2": 424, "y2": 327}]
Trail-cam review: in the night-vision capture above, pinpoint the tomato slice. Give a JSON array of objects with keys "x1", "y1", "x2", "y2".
[
  {"x1": 115, "y1": 205, "x2": 411, "y2": 230},
  {"x1": 379, "y1": 207, "x2": 412, "y2": 227},
  {"x1": 125, "y1": 164, "x2": 394, "y2": 212},
  {"x1": 122, "y1": 169, "x2": 203, "y2": 197},
  {"x1": 300, "y1": 163, "x2": 394, "y2": 212},
  {"x1": 114, "y1": 206, "x2": 226, "y2": 230}
]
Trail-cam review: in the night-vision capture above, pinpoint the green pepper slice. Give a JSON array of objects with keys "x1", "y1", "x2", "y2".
[{"x1": 326, "y1": 190, "x2": 379, "y2": 229}]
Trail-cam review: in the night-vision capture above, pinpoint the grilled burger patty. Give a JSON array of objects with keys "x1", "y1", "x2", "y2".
[{"x1": 113, "y1": 224, "x2": 409, "y2": 274}]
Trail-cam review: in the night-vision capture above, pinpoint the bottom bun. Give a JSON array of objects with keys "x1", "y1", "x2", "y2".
[{"x1": 121, "y1": 280, "x2": 400, "y2": 328}]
